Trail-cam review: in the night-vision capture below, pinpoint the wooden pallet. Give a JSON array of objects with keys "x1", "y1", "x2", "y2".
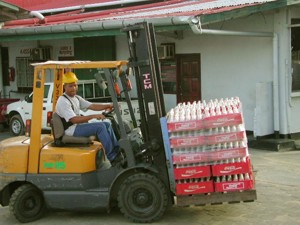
[{"x1": 176, "y1": 189, "x2": 257, "y2": 206}]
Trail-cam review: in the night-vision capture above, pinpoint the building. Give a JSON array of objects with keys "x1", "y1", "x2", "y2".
[{"x1": 0, "y1": 0, "x2": 300, "y2": 139}]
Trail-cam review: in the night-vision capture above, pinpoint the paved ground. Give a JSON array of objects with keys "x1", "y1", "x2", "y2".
[{"x1": 0, "y1": 130, "x2": 300, "y2": 225}]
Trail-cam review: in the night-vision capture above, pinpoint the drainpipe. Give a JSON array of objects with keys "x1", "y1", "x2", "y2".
[
  {"x1": 1, "y1": 16, "x2": 190, "y2": 35},
  {"x1": 29, "y1": 11, "x2": 45, "y2": 22},
  {"x1": 273, "y1": 33, "x2": 280, "y2": 138},
  {"x1": 189, "y1": 17, "x2": 280, "y2": 136}
]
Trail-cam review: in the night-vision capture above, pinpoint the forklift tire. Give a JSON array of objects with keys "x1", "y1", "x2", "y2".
[
  {"x1": 117, "y1": 173, "x2": 169, "y2": 223},
  {"x1": 10, "y1": 114, "x2": 24, "y2": 136},
  {"x1": 9, "y1": 184, "x2": 46, "y2": 223}
]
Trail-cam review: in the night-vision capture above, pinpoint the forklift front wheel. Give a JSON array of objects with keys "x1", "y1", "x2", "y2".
[
  {"x1": 117, "y1": 173, "x2": 169, "y2": 223},
  {"x1": 9, "y1": 184, "x2": 46, "y2": 223}
]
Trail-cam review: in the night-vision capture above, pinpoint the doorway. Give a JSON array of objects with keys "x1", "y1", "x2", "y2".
[
  {"x1": 1, "y1": 47, "x2": 9, "y2": 87},
  {"x1": 176, "y1": 53, "x2": 201, "y2": 103}
]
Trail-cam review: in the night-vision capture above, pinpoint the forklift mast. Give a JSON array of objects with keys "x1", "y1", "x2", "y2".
[{"x1": 124, "y1": 22, "x2": 166, "y2": 147}]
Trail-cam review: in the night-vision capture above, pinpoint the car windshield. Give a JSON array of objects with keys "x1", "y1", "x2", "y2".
[{"x1": 27, "y1": 84, "x2": 50, "y2": 103}]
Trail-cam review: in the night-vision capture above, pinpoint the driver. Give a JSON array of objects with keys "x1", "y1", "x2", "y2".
[{"x1": 55, "y1": 71, "x2": 123, "y2": 166}]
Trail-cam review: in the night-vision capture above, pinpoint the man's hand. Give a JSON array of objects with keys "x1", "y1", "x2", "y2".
[
  {"x1": 94, "y1": 114, "x2": 106, "y2": 120},
  {"x1": 106, "y1": 104, "x2": 114, "y2": 112}
]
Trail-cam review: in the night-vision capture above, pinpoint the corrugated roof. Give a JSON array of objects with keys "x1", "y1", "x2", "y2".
[
  {"x1": 3, "y1": 0, "x2": 151, "y2": 12},
  {"x1": 2, "y1": 0, "x2": 275, "y2": 29},
  {"x1": 0, "y1": 1, "x2": 29, "y2": 22}
]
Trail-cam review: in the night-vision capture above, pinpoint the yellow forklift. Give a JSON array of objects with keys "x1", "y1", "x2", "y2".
[{"x1": 0, "y1": 22, "x2": 256, "y2": 223}]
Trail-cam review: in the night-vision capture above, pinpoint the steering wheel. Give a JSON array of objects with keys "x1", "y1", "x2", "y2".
[{"x1": 102, "y1": 108, "x2": 115, "y2": 117}]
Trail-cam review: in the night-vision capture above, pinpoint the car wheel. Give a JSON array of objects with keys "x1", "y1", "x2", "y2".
[
  {"x1": 9, "y1": 184, "x2": 46, "y2": 223},
  {"x1": 10, "y1": 114, "x2": 24, "y2": 136},
  {"x1": 118, "y1": 173, "x2": 169, "y2": 223}
]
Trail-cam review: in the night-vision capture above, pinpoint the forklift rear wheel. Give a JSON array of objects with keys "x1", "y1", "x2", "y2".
[
  {"x1": 117, "y1": 173, "x2": 169, "y2": 223},
  {"x1": 10, "y1": 114, "x2": 24, "y2": 136},
  {"x1": 9, "y1": 184, "x2": 46, "y2": 223}
]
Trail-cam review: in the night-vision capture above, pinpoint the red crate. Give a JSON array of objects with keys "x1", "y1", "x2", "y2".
[
  {"x1": 211, "y1": 157, "x2": 252, "y2": 176},
  {"x1": 214, "y1": 178, "x2": 254, "y2": 192},
  {"x1": 174, "y1": 165, "x2": 211, "y2": 180},
  {"x1": 176, "y1": 180, "x2": 214, "y2": 195},
  {"x1": 203, "y1": 113, "x2": 243, "y2": 129},
  {"x1": 170, "y1": 135, "x2": 205, "y2": 148},
  {"x1": 169, "y1": 131, "x2": 245, "y2": 148},
  {"x1": 168, "y1": 120, "x2": 202, "y2": 132},
  {"x1": 172, "y1": 147, "x2": 248, "y2": 164},
  {"x1": 205, "y1": 131, "x2": 245, "y2": 145},
  {"x1": 172, "y1": 152, "x2": 209, "y2": 164},
  {"x1": 208, "y1": 147, "x2": 248, "y2": 162},
  {"x1": 167, "y1": 113, "x2": 243, "y2": 132}
]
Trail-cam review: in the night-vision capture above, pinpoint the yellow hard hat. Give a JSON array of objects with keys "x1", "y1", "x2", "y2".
[{"x1": 63, "y1": 71, "x2": 78, "y2": 83}]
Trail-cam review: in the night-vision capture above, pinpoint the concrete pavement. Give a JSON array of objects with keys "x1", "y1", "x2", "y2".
[{"x1": 0, "y1": 130, "x2": 300, "y2": 225}]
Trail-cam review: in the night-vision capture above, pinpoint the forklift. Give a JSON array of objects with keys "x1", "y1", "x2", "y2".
[{"x1": 0, "y1": 22, "x2": 256, "y2": 223}]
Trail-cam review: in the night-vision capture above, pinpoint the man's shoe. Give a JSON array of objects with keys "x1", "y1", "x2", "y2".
[{"x1": 111, "y1": 151, "x2": 126, "y2": 167}]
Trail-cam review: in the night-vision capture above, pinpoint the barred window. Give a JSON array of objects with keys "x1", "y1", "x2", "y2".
[{"x1": 16, "y1": 57, "x2": 34, "y2": 92}]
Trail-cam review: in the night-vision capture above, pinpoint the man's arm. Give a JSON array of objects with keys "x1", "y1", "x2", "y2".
[
  {"x1": 88, "y1": 103, "x2": 113, "y2": 111},
  {"x1": 69, "y1": 113, "x2": 106, "y2": 124},
  {"x1": 71, "y1": 102, "x2": 113, "y2": 124}
]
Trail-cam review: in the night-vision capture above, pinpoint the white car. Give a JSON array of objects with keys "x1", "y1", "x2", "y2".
[{"x1": 7, "y1": 80, "x2": 139, "y2": 136}]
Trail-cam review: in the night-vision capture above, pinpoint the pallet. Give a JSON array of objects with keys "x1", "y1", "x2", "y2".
[{"x1": 176, "y1": 189, "x2": 257, "y2": 206}]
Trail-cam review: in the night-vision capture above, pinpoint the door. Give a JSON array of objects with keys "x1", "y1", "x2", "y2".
[
  {"x1": 176, "y1": 54, "x2": 201, "y2": 103},
  {"x1": 1, "y1": 47, "x2": 9, "y2": 86}
]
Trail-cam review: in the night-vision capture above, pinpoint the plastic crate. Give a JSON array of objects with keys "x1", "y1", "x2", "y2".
[
  {"x1": 176, "y1": 180, "x2": 214, "y2": 195},
  {"x1": 174, "y1": 165, "x2": 211, "y2": 180},
  {"x1": 208, "y1": 147, "x2": 248, "y2": 162},
  {"x1": 211, "y1": 157, "x2": 252, "y2": 176},
  {"x1": 214, "y1": 176, "x2": 254, "y2": 192},
  {"x1": 167, "y1": 113, "x2": 243, "y2": 132},
  {"x1": 169, "y1": 131, "x2": 245, "y2": 148},
  {"x1": 172, "y1": 147, "x2": 248, "y2": 164}
]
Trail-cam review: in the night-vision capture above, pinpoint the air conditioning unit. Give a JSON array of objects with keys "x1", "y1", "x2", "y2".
[
  {"x1": 30, "y1": 47, "x2": 52, "y2": 61},
  {"x1": 157, "y1": 44, "x2": 175, "y2": 59}
]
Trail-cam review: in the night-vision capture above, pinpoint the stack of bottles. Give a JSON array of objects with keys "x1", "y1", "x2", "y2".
[{"x1": 166, "y1": 97, "x2": 255, "y2": 195}]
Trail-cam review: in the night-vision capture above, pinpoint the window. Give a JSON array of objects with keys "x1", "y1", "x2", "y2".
[
  {"x1": 44, "y1": 84, "x2": 50, "y2": 101},
  {"x1": 16, "y1": 57, "x2": 34, "y2": 92},
  {"x1": 26, "y1": 84, "x2": 50, "y2": 103},
  {"x1": 161, "y1": 60, "x2": 177, "y2": 94},
  {"x1": 291, "y1": 19, "x2": 300, "y2": 92},
  {"x1": 159, "y1": 43, "x2": 177, "y2": 94}
]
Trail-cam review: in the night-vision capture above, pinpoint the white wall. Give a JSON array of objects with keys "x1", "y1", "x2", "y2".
[
  {"x1": 3, "y1": 40, "x2": 37, "y2": 99},
  {"x1": 2, "y1": 39, "x2": 73, "y2": 99},
  {"x1": 5, "y1": 10, "x2": 298, "y2": 135},
  {"x1": 116, "y1": 13, "x2": 274, "y2": 132}
]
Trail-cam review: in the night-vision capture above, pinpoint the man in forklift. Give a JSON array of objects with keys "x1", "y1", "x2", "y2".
[{"x1": 55, "y1": 71, "x2": 124, "y2": 166}]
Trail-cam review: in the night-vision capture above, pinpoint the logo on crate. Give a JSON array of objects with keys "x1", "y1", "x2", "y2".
[
  {"x1": 210, "y1": 114, "x2": 242, "y2": 127},
  {"x1": 215, "y1": 133, "x2": 238, "y2": 142},
  {"x1": 177, "y1": 137, "x2": 199, "y2": 146},
  {"x1": 222, "y1": 182, "x2": 244, "y2": 190},
  {"x1": 220, "y1": 166, "x2": 243, "y2": 174},
  {"x1": 184, "y1": 184, "x2": 206, "y2": 193},
  {"x1": 175, "y1": 121, "x2": 197, "y2": 130},
  {"x1": 213, "y1": 118, "x2": 235, "y2": 126},
  {"x1": 182, "y1": 170, "x2": 203, "y2": 177},
  {"x1": 217, "y1": 150, "x2": 241, "y2": 159}
]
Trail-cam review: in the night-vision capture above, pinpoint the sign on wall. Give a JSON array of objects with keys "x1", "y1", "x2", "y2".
[
  {"x1": 58, "y1": 46, "x2": 74, "y2": 57},
  {"x1": 19, "y1": 46, "x2": 74, "y2": 57}
]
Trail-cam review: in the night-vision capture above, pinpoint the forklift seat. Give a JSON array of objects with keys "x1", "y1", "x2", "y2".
[{"x1": 52, "y1": 112, "x2": 94, "y2": 147}]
